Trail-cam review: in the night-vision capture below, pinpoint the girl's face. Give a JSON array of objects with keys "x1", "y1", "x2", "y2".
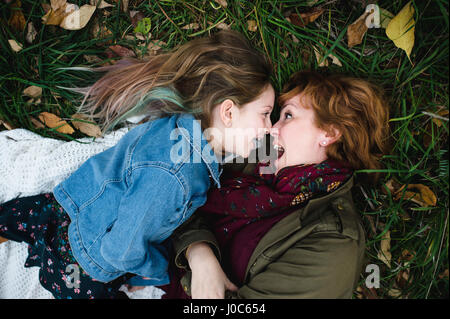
[
  {"x1": 217, "y1": 84, "x2": 275, "y2": 159},
  {"x1": 271, "y1": 93, "x2": 331, "y2": 174}
]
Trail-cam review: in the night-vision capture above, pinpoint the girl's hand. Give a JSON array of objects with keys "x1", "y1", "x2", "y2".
[{"x1": 186, "y1": 242, "x2": 238, "y2": 299}]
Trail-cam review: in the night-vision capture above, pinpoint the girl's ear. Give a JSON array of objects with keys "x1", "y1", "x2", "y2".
[{"x1": 219, "y1": 99, "x2": 236, "y2": 127}]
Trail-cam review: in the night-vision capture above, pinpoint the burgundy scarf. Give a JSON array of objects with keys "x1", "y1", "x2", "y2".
[{"x1": 198, "y1": 159, "x2": 353, "y2": 284}]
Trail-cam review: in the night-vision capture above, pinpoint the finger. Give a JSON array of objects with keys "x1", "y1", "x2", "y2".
[{"x1": 225, "y1": 280, "x2": 238, "y2": 291}]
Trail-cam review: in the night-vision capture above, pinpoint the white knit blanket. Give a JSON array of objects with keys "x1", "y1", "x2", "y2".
[{"x1": 0, "y1": 127, "x2": 165, "y2": 299}]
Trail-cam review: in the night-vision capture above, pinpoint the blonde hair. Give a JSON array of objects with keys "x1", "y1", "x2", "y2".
[
  {"x1": 279, "y1": 71, "x2": 390, "y2": 183},
  {"x1": 75, "y1": 30, "x2": 272, "y2": 133}
]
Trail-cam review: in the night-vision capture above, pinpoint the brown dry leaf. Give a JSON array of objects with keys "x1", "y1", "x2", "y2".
[
  {"x1": 8, "y1": 0, "x2": 26, "y2": 32},
  {"x1": 26, "y1": 22, "x2": 38, "y2": 44},
  {"x1": 129, "y1": 10, "x2": 145, "y2": 28},
  {"x1": 0, "y1": 236, "x2": 8, "y2": 244},
  {"x1": 0, "y1": 119, "x2": 15, "y2": 130},
  {"x1": 378, "y1": 230, "x2": 392, "y2": 268},
  {"x1": 182, "y1": 23, "x2": 200, "y2": 30},
  {"x1": 8, "y1": 39, "x2": 23, "y2": 52},
  {"x1": 22, "y1": 85, "x2": 42, "y2": 99},
  {"x1": 313, "y1": 44, "x2": 342, "y2": 67},
  {"x1": 347, "y1": 11, "x2": 370, "y2": 48},
  {"x1": 71, "y1": 113, "x2": 102, "y2": 137},
  {"x1": 146, "y1": 40, "x2": 166, "y2": 56},
  {"x1": 38, "y1": 112, "x2": 75, "y2": 134},
  {"x1": 108, "y1": 44, "x2": 136, "y2": 57},
  {"x1": 289, "y1": 8, "x2": 324, "y2": 28},
  {"x1": 90, "y1": 0, "x2": 114, "y2": 9},
  {"x1": 355, "y1": 285, "x2": 379, "y2": 299},
  {"x1": 214, "y1": 0, "x2": 227, "y2": 8},
  {"x1": 387, "y1": 283, "x2": 403, "y2": 298},
  {"x1": 30, "y1": 117, "x2": 45, "y2": 129},
  {"x1": 247, "y1": 20, "x2": 257, "y2": 32},
  {"x1": 41, "y1": 0, "x2": 70, "y2": 26},
  {"x1": 432, "y1": 109, "x2": 449, "y2": 127},
  {"x1": 438, "y1": 269, "x2": 449, "y2": 279},
  {"x1": 394, "y1": 184, "x2": 437, "y2": 207}
]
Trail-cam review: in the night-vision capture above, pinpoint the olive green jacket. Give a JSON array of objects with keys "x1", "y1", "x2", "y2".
[{"x1": 171, "y1": 174, "x2": 366, "y2": 299}]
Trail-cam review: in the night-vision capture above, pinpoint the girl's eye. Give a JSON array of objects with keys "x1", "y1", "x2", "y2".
[
  {"x1": 284, "y1": 112, "x2": 292, "y2": 119},
  {"x1": 263, "y1": 112, "x2": 270, "y2": 117}
]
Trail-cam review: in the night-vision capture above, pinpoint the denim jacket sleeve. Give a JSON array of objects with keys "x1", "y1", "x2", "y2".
[{"x1": 100, "y1": 165, "x2": 187, "y2": 278}]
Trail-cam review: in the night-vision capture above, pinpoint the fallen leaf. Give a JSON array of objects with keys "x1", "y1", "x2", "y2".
[
  {"x1": 438, "y1": 269, "x2": 449, "y2": 279},
  {"x1": 247, "y1": 20, "x2": 257, "y2": 32},
  {"x1": 41, "y1": 0, "x2": 72, "y2": 26},
  {"x1": 215, "y1": 22, "x2": 230, "y2": 30},
  {"x1": 214, "y1": 0, "x2": 227, "y2": 8},
  {"x1": 289, "y1": 8, "x2": 324, "y2": 28},
  {"x1": 90, "y1": 0, "x2": 113, "y2": 9},
  {"x1": 0, "y1": 119, "x2": 15, "y2": 130},
  {"x1": 30, "y1": 117, "x2": 45, "y2": 129},
  {"x1": 386, "y1": 1, "x2": 415, "y2": 63},
  {"x1": 60, "y1": 4, "x2": 96, "y2": 30},
  {"x1": 38, "y1": 112, "x2": 75, "y2": 134},
  {"x1": 108, "y1": 44, "x2": 136, "y2": 57},
  {"x1": 182, "y1": 23, "x2": 200, "y2": 30},
  {"x1": 0, "y1": 236, "x2": 8, "y2": 244},
  {"x1": 129, "y1": 10, "x2": 145, "y2": 28},
  {"x1": 355, "y1": 285, "x2": 379, "y2": 299},
  {"x1": 378, "y1": 230, "x2": 392, "y2": 268},
  {"x1": 313, "y1": 43, "x2": 342, "y2": 67},
  {"x1": 8, "y1": 0, "x2": 26, "y2": 32},
  {"x1": 22, "y1": 85, "x2": 42, "y2": 99},
  {"x1": 394, "y1": 184, "x2": 437, "y2": 207},
  {"x1": 26, "y1": 22, "x2": 38, "y2": 44},
  {"x1": 146, "y1": 40, "x2": 166, "y2": 56},
  {"x1": 71, "y1": 113, "x2": 102, "y2": 137},
  {"x1": 8, "y1": 39, "x2": 23, "y2": 52},
  {"x1": 347, "y1": 11, "x2": 370, "y2": 48}
]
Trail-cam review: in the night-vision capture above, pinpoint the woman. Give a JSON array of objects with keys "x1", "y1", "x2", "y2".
[{"x1": 158, "y1": 70, "x2": 390, "y2": 299}]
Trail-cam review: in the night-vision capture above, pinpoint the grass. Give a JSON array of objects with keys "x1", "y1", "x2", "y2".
[{"x1": 0, "y1": 0, "x2": 448, "y2": 299}]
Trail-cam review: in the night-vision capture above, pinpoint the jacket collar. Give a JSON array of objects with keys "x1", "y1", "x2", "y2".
[
  {"x1": 244, "y1": 175, "x2": 355, "y2": 279},
  {"x1": 175, "y1": 114, "x2": 222, "y2": 188}
]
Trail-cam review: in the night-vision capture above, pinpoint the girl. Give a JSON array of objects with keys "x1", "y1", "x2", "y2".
[
  {"x1": 161, "y1": 70, "x2": 390, "y2": 299},
  {"x1": 0, "y1": 30, "x2": 274, "y2": 299}
]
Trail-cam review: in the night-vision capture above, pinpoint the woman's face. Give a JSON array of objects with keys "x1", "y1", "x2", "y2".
[{"x1": 271, "y1": 93, "x2": 330, "y2": 173}]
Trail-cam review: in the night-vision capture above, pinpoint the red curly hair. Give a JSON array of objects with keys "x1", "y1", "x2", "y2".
[{"x1": 279, "y1": 71, "x2": 390, "y2": 183}]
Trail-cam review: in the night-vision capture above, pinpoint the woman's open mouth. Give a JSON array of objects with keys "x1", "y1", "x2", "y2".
[{"x1": 274, "y1": 144, "x2": 285, "y2": 159}]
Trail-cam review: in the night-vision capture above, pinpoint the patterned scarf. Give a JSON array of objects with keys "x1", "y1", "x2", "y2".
[{"x1": 198, "y1": 159, "x2": 353, "y2": 277}]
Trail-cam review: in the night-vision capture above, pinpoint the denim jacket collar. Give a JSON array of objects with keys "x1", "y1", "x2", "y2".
[{"x1": 176, "y1": 114, "x2": 222, "y2": 188}]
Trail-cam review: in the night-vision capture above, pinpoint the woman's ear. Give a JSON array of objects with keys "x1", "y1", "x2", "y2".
[
  {"x1": 321, "y1": 126, "x2": 342, "y2": 146},
  {"x1": 218, "y1": 99, "x2": 235, "y2": 127}
]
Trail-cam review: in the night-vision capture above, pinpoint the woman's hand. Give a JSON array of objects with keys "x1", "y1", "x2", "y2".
[{"x1": 186, "y1": 242, "x2": 238, "y2": 299}]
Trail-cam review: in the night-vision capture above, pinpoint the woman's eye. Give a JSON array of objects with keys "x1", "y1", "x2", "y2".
[{"x1": 284, "y1": 112, "x2": 292, "y2": 119}]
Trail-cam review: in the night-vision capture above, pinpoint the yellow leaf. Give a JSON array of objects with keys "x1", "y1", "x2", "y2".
[
  {"x1": 60, "y1": 4, "x2": 96, "y2": 30},
  {"x1": 38, "y1": 112, "x2": 74, "y2": 134},
  {"x1": 385, "y1": 1, "x2": 415, "y2": 63}
]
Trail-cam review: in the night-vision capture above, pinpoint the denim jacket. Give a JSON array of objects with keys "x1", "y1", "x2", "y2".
[{"x1": 53, "y1": 114, "x2": 221, "y2": 284}]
